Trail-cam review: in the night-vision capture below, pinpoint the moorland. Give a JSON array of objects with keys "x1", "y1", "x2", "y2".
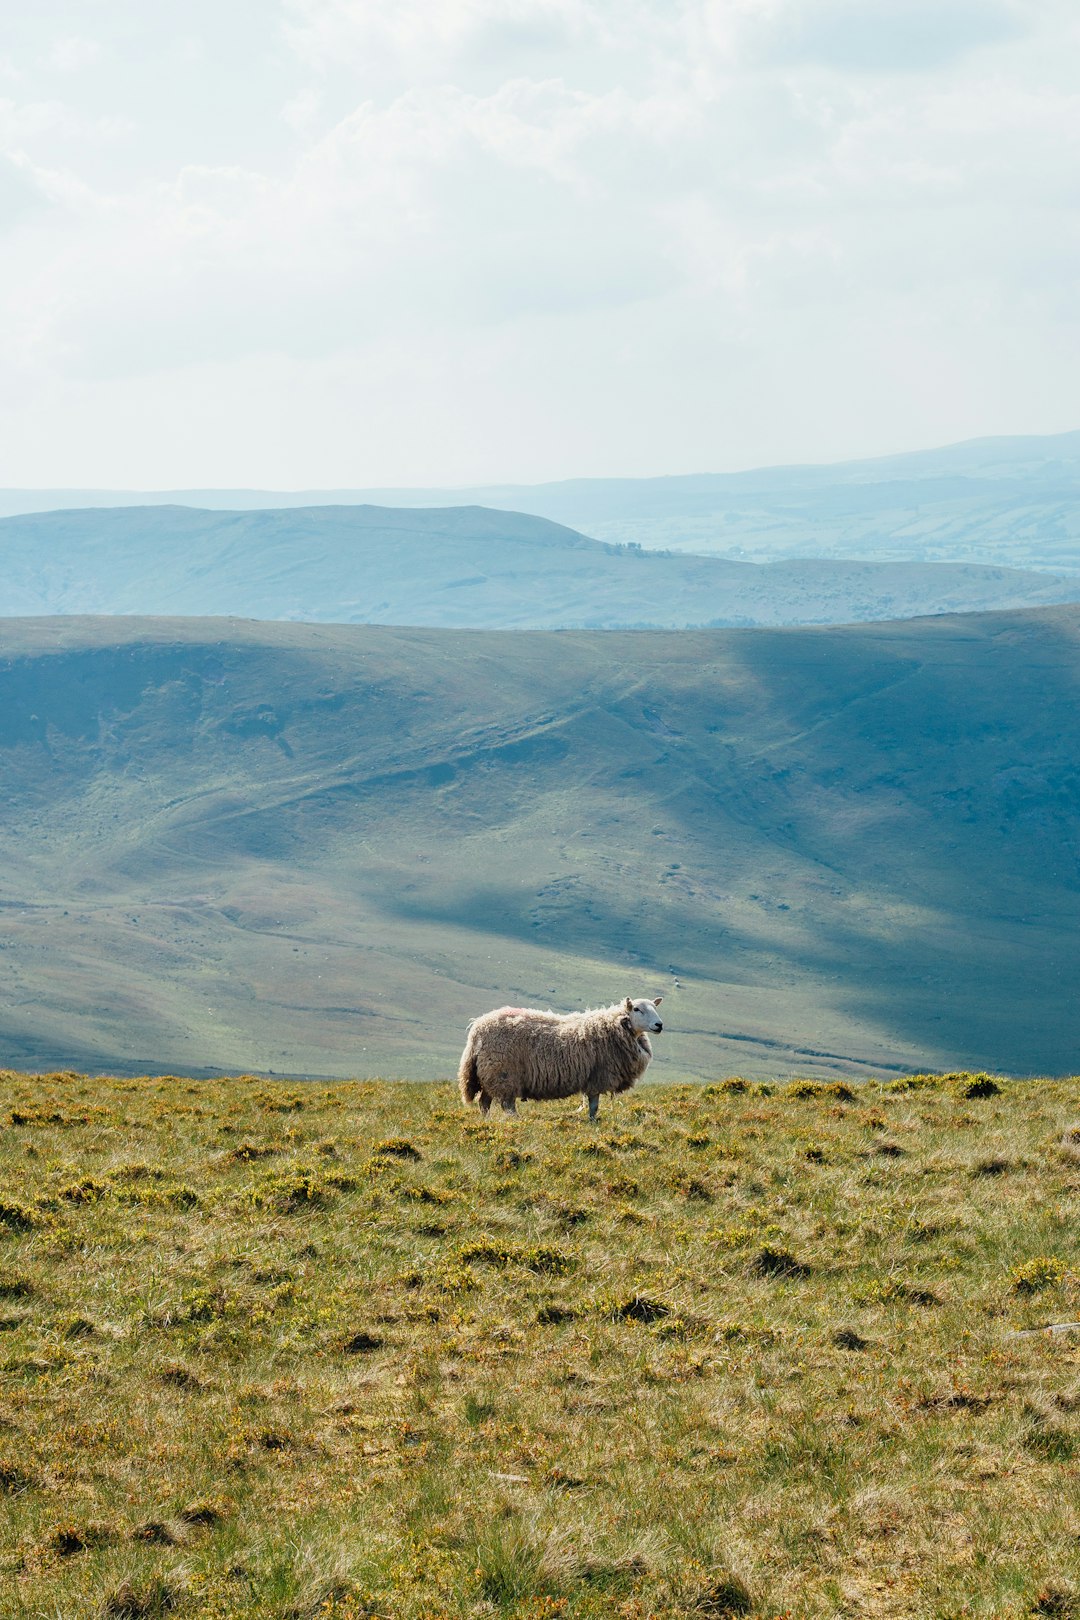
[
  {"x1": 4, "y1": 429, "x2": 1079, "y2": 572},
  {"x1": 2, "y1": 504, "x2": 1078, "y2": 630},
  {"x1": 2, "y1": 607, "x2": 1080, "y2": 1080},
  {"x1": 2, "y1": 1067, "x2": 1080, "y2": 1619}
]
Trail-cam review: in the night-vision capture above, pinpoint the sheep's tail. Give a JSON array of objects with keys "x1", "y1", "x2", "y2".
[{"x1": 458, "y1": 1034, "x2": 482, "y2": 1107}]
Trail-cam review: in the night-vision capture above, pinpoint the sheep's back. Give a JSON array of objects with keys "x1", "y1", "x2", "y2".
[
  {"x1": 468, "y1": 1007, "x2": 594, "y2": 1099},
  {"x1": 467, "y1": 1004, "x2": 649, "y2": 1101}
]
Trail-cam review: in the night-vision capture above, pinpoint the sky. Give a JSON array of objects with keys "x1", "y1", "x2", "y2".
[{"x1": 0, "y1": 0, "x2": 1078, "y2": 488}]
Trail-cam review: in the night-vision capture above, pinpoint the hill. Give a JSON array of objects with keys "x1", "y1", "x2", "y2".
[
  {"x1": 462, "y1": 430, "x2": 1080, "y2": 568},
  {"x1": 2, "y1": 1068, "x2": 1080, "y2": 1618},
  {"x1": 2, "y1": 608, "x2": 1080, "y2": 1079},
  {"x1": 2, "y1": 503, "x2": 1080, "y2": 629},
  {"x1": 3, "y1": 428, "x2": 1079, "y2": 569}
]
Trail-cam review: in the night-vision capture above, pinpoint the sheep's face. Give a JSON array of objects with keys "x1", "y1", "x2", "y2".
[{"x1": 623, "y1": 996, "x2": 664, "y2": 1035}]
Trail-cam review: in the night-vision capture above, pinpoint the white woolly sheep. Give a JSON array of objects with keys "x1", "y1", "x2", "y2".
[{"x1": 458, "y1": 997, "x2": 664, "y2": 1121}]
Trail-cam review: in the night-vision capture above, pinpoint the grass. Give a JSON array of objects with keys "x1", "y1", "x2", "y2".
[{"x1": 2, "y1": 1068, "x2": 1080, "y2": 1617}]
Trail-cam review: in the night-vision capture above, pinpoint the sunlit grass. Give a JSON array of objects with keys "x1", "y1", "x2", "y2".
[{"x1": 2, "y1": 1069, "x2": 1080, "y2": 1617}]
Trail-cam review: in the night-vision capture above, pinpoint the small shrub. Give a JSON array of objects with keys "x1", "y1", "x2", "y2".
[
  {"x1": 102, "y1": 1573, "x2": 183, "y2": 1617},
  {"x1": 248, "y1": 1170, "x2": 328, "y2": 1211},
  {"x1": 61, "y1": 1315, "x2": 97, "y2": 1339},
  {"x1": 341, "y1": 1331, "x2": 383, "y2": 1354},
  {"x1": 374, "y1": 1138, "x2": 421, "y2": 1161},
  {"x1": 0, "y1": 1462, "x2": 35, "y2": 1494},
  {"x1": 494, "y1": 1147, "x2": 532, "y2": 1171},
  {"x1": 225, "y1": 1141, "x2": 278, "y2": 1163},
  {"x1": 951, "y1": 1073, "x2": 1002, "y2": 1099},
  {"x1": 695, "y1": 1572, "x2": 752, "y2": 1616},
  {"x1": 673, "y1": 1175, "x2": 713, "y2": 1201},
  {"x1": 322, "y1": 1171, "x2": 358, "y2": 1193},
  {"x1": 458, "y1": 1239, "x2": 572, "y2": 1275},
  {"x1": 885, "y1": 1073, "x2": 940, "y2": 1093},
  {"x1": 606, "y1": 1294, "x2": 669, "y2": 1324},
  {"x1": 1012, "y1": 1257, "x2": 1069, "y2": 1295},
  {"x1": 0, "y1": 1200, "x2": 38, "y2": 1232},
  {"x1": 972, "y1": 1156, "x2": 1011, "y2": 1177},
  {"x1": 788, "y1": 1080, "x2": 855, "y2": 1102},
  {"x1": 167, "y1": 1185, "x2": 200, "y2": 1209},
  {"x1": 178, "y1": 1500, "x2": 225, "y2": 1527},
  {"x1": 401, "y1": 1184, "x2": 449, "y2": 1206},
  {"x1": 1034, "y1": 1581, "x2": 1077, "y2": 1618},
  {"x1": 131, "y1": 1520, "x2": 186, "y2": 1546},
  {"x1": 857, "y1": 1278, "x2": 939, "y2": 1307},
  {"x1": 50, "y1": 1521, "x2": 117, "y2": 1556},
  {"x1": 905, "y1": 1219, "x2": 949, "y2": 1244},
  {"x1": 179, "y1": 1285, "x2": 229, "y2": 1324},
  {"x1": 159, "y1": 1363, "x2": 203, "y2": 1389},
  {"x1": 751, "y1": 1245, "x2": 809, "y2": 1279},
  {"x1": 255, "y1": 1091, "x2": 304, "y2": 1113},
  {"x1": 108, "y1": 1163, "x2": 166, "y2": 1182},
  {"x1": 537, "y1": 1303, "x2": 578, "y2": 1325}
]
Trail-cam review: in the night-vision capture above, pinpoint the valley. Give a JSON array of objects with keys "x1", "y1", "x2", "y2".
[{"x1": 2, "y1": 607, "x2": 1080, "y2": 1080}]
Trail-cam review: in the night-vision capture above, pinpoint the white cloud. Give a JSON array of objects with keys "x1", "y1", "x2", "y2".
[
  {"x1": 48, "y1": 35, "x2": 103, "y2": 74},
  {"x1": 0, "y1": 0, "x2": 1076, "y2": 484}
]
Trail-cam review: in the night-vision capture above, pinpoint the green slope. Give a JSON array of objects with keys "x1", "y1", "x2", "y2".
[
  {"x1": 1, "y1": 608, "x2": 1079, "y2": 1080},
  {"x1": 3, "y1": 503, "x2": 1080, "y2": 628}
]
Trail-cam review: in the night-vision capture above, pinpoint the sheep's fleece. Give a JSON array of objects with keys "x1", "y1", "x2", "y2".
[{"x1": 458, "y1": 997, "x2": 664, "y2": 1118}]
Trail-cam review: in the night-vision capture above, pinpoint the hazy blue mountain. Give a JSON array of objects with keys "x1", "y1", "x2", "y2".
[
  {"x1": 2, "y1": 607, "x2": 1080, "y2": 1081},
  {"x1": 3, "y1": 502, "x2": 1080, "y2": 629},
  {"x1": 2, "y1": 429, "x2": 1079, "y2": 568}
]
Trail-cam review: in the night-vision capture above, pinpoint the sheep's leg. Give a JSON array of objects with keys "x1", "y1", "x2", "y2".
[
  {"x1": 587, "y1": 1093, "x2": 600, "y2": 1122},
  {"x1": 502, "y1": 1097, "x2": 518, "y2": 1116},
  {"x1": 478, "y1": 1092, "x2": 492, "y2": 1116}
]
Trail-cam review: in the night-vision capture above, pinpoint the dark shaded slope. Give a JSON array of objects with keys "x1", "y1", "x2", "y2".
[{"x1": 1, "y1": 609, "x2": 1079, "y2": 1079}]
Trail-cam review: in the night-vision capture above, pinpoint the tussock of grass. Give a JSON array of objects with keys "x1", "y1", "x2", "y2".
[{"x1": 2, "y1": 1068, "x2": 1080, "y2": 1617}]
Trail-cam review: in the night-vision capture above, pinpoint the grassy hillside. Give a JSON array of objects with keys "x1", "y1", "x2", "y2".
[
  {"x1": 4, "y1": 429, "x2": 1079, "y2": 571},
  {"x1": 3, "y1": 609, "x2": 1080, "y2": 1079},
  {"x1": 3, "y1": 1068, "x2": 1080, "y2": 1618},
  {"x1": 3, "y1": 503, "x2": 1080, "y2": 630}
]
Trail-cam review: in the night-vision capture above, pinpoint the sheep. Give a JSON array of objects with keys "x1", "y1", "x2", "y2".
[{"x1": 458, "y1": 996, "x2": 664, "y2": 1121}]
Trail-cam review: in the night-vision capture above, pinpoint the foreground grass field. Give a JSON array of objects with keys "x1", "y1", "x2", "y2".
[{"x1": 2, "y1": 1070, "x2": 1080, "y2": 1619}]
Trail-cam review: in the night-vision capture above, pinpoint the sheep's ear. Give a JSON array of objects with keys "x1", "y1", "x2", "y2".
[
  {"x1": 653, "y1": 995, "x2": 663, "y2": 1007},
  {"x1": 620, "y1": 1015, "x2": 632, "y2": 1032},
  {"x1": 624, "y1": 997, "x2": 633, "y2": 1013}
]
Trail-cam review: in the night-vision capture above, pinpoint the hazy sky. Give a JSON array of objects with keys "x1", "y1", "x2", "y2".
[{"x1": 1, "y1": 0, "x2": 1078, "y2": 487}]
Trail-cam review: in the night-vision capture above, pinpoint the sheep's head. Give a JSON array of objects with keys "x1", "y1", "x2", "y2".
[{"x1": 623, "y1": 996, "x2": 664, "y2": 1035}]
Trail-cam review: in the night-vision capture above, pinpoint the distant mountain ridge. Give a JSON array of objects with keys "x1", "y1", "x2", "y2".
[
  {"x1": 3, "y1": 607, "x2": 1080, "y2": 1080},
  {"x1": 3, "y1": 500, "x2": 1080, "y2": 629},
  {"x1": 3, "y1": 428, "x2": 1079, "y2": 569}
]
